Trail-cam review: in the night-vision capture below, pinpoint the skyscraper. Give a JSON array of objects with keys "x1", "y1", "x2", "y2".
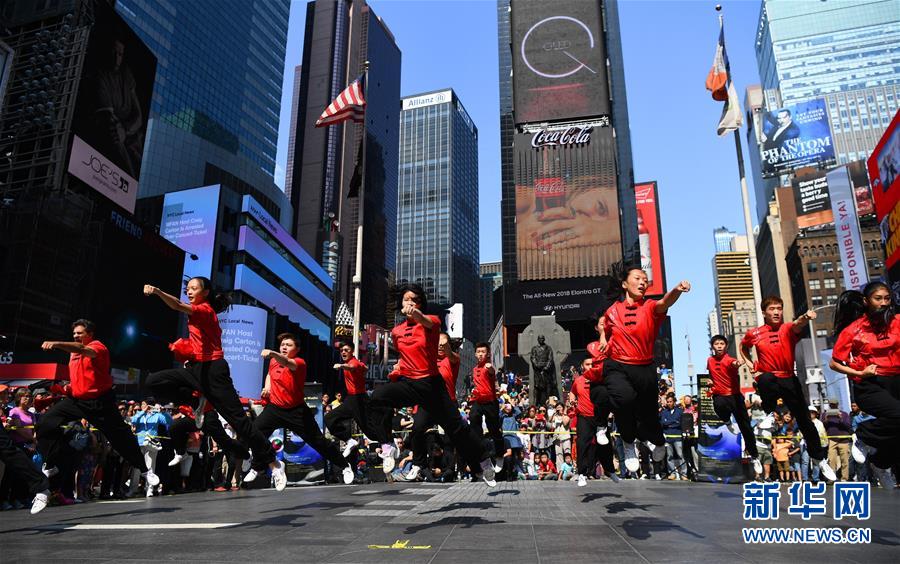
[
  {"x1": 498, "y1": 0, "x2": 639, "y2": 352},
  {"x1": 284, "y1": 65, "x2": 303, "y2": 201},
  {"x1": 115, "y1": 0, "x2": 292, "y2": 226},
  {"x1": 713, "y1": 226, "x2": 737, "y2": 253},
  {"x1": 480, "y1": 262, "x2": 503, "y2": 343},
  {"x1": 396, "y1": 89, "x2": 479, "y2": 339},
  {"x1": 712, "y1": 235, "x2": 755, "y2": 340},
  {"x1": 286, "y1": 0, "x2": 401, "y2": 329}
]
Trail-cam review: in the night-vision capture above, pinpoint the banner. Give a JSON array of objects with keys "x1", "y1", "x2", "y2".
[
  {"x1": 161, "y1": 185, "x2": 221, "y2": 283},
  {"x1": 504, "y1": 276, "x2": 611, "y2": 326},
  {"x1": 760, "y1": 99, "x2": 835, "y2": 178},
  {"x1": 828, "y1": 166, "x2": 869, "y2": 290},
  {"x1": 792, "y1": 170, "x2": 833, "y2": 228},
  {"x1": 868, "y1": 109, "x2": 900, "y2": 219},
  {"x1": 218, "y1": 305, "x2": 267, "y2": 399},
  {"x1": 696, "y1": 373, "x2": 750, "y2": 483},
  {"x1": 634, "y1": 181, "x2": 667, "y2": 297}
]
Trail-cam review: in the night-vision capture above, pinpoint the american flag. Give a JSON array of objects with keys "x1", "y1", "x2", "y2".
[{"x1": 315, "y1": 76, "x2": 366, "y2": 127}]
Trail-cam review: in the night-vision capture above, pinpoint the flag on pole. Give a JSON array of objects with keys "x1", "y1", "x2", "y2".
[
  {"x1": 706, "y1": 18, "x2": 742, "y2": 136},
  {"x1": 315, "y1": 75, "x2": 366, "y2": 127}
]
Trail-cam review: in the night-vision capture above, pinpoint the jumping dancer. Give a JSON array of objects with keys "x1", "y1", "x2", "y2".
[
  {"x1": 739, "y1": 296, "x2": 837, "y2": 482},
  {"x1": 143, "y1": 278, "x2": 285, "y2": 490},
  {"x1": 707, "y1": 335, "x2": 762, "y2": 476},
  {"x1": 830, "y1": 283, "x2": 900, "y2": 478},
  {"x1": 586, "y1": 317, "x2": 612, "y2": 446},
  {"x1": 368, "y1": 284, "x2": 496, "y2": 486},
  {"x1": 324, "y1": 341, "x2": 370, "y2": 458},
  {"x1": 571, "y1": 357, "x2": 618, "y2": 486},
  {"x1": 405, "y1": 332, "x2": 460, "y2": 481},
  {"x1": 245, "y1": 333, "x2": 354, "y2": 485},
  {"x1": 168, "y1": 403, "x2": 250, "y2": 471},
  {"x1": 598, "y1": 267, "x2": 690, "y2": 473},
  {"x1": 37, "y1": 319, "x2": 159, "y2": 492}
]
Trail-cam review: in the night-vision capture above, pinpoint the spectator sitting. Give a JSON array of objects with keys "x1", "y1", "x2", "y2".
[
  {"x1": 537, "y1": 452, "x2": 557, "y2": 480},
  {"x1": 424, "y1": 445, "x2": 454, "y2": 482},
  {"x1": 558, "y1": 452, "x2": 575, "y2": 481}
]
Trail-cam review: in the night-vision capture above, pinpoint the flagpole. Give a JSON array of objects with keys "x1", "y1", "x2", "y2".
[
  {"x1": 351, "y1": 61, "x2": 370, "y2": 358},
  {"x1": 720, "y1": 9, "x2": 765, "y2": 327}
]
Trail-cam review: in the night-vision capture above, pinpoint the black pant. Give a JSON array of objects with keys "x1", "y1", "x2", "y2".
[
  {"x1": 469, "y1": 401, "x2": 504, "y2": 458},
  {"x1": 36, "y1": 392, "x2": 146, "y2": 473},
  {"x1": 0, "y1": 426, "x2": 48, "y2": 497},
  {"x1": 853, "y1": 376, "x2": 900, "y2": 469},
  {"x1": 603, "y1": 360, "x2": 664, "y2": 446},
  {"x1": 171, "y1": 413, "x2": 250, "y2": 459},
  {"x1": 324, "y1": 393, "x2": 369, "y2": 442},
  {"x1": 410, "y1": 407, "x2": 437, "y2": 468},
  {"x1": 253, "y1": 403, "x2": 348, "y2": 470},
  {"x1": 589, "y1": 381, "x2": 612, "y2": 425},
  {"x1": 575, "y1": 413, "x2": 615, "y2": 476},
  {"x1": 713, "y1": 394, "x2": 758, "y2": 457},
  {"x1": 368, "y1": 376, "x2": 484, "y2": 472},
  {"x1": 146, "y1": 359, "x2": 274, "y2": 469},
  {"x1": 756, "y1": 372, "x2": 826, "y2": 460}
]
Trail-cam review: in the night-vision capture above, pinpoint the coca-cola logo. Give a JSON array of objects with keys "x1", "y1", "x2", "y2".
[
  {"x1": 531, "y1": 126, "x2": 592, "y2": 148},
  {"x1": 82, "y1": 153, "x2": 130, "y2": 193}
]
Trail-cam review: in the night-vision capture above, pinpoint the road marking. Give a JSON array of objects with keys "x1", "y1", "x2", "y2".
[
  {"x1": 95, "y1": 500, "x2": 147, "y2": 504},
  {"x1": 34, "y1": 523, "x2": 239, "y2": 530},
  {"x1": 364, "y1": 500, "x2": 421, "y2": 507},
  {"x1": 337, "y1": 509, "x2": 408, "y2": 517},
  {"x1": 368, "y1": 539, "x2": 431, "y2": 550},
  {"x1": 350, "y1": 490, "x2": 381, "y2": 495}
]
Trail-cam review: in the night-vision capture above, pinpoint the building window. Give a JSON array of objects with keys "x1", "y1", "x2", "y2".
[
  {"x1": 822, "y1": 261, "x2": 834, "y2": 272},
  {"x1": 806, "y1": 262, "x2": 818, "y2": 273},
  {"x1": 816, "y1": 329, "x2": 828, "y2": 338},
  {"x1": 811, "y1": 295, "x2": 824, "y2": 307},
  {"x1": 868, "y1": 258, "x2": 884, "y2": 271},
  {"x1": 824, "y1": 278, "x2": 836, "y2": 289},
  {"x1": 826, "y1": 294, "x2": 838, "y2": 306},
  {"x1": 809, "y1": 279, "x2": 821, "y2": 290}
]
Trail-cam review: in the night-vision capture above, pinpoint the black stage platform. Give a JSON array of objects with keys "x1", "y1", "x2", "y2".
[{"x1": 2, "y1": 480, "x2": 898, "y2": 563}]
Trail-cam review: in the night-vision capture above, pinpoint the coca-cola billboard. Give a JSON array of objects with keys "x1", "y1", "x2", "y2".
[{"x1": 531, "y1": 126, "x2": 592, "y2": 148}]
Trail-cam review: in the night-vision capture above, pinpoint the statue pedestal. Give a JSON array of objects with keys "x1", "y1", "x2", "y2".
[{"x1": 517, "y1": 315, "x2": 571, "y2": 406}]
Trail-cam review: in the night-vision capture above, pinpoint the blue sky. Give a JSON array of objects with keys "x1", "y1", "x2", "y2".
[{"x1": 274, "y1": 0, "x2": 765, "y2": 391}]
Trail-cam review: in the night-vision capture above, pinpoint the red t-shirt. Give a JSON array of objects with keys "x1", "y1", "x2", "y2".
[
  {"x1": 188, "y1": 302, "x2": 224, "y2": 362},
  {"x1": 268, "y1": 357, "x2": 306, "y2": 409},
  {"x1": 471, "y1": 361, "x2": 496, "y2": 404},
  {"x1": 572, "y1": 375, "x2": 594, "y2": 417},
  {"x1": 584, "y1": 340, "x2": 608, "y2": 383},
  {"x1": 603, "y1": 299, "x2": 665, "y2": 365},
  {"x1": 832, "y1": 314, "x2": 900, "y2": 380},
  {"x1": 68, "y1": 339, "x2": 112, "y2": 399},
  {"x1": 741, "y1": 322, "x2": 798, "y2": 378},
  {"x1": 342, "y1": 357, "x2": 368, "y2": 395},
  {"x1": 438, "y1": 356, "x2": 460, "y2": 402},
  {"x1": 707, "y1": 353, "x2": 741, "y2": 395},
  {"x1": 390, "y1": 315, "x2": 441, "y2": 379}
]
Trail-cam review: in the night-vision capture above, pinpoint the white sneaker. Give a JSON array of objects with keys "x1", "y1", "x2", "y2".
[
  {"x1": 194, "y1": 397, "x2": 207, "y2": 429},
  {"x1": 752, "y1": 456, "x2": 763, "y2": 476},
  {"x1": 576, "y1": 474, "x2": 587, "y2": 487},
  {"x1": 479, "y1": 458, "x2": 497, "y2": 487},
  {"x1": 342, "y1": 438, "x2": 359, "y2": 459},
  {"x1": 342, "y1": 465, "x2": 355, "y2": 485},
  {"x1": 242, "y1": 458, "x2": 251, "y2": 473},
  {"x1": 623, "y1": 441, "x2": 640, "y2": 473},
  {"x1": 596, "y1": 427, "x2": 609, "y2": 446},
  {"x1": 380, "y1": 444, "x2": 395, "y2": 474},
  {"x1": 30, "y1": 490, "x2": 49, "y2": 515},
  {"x1": 405, "y1": 465, "x2": 421, "y2": 482},
  {"x1": 142, "y1": 470, "x2": 160, "y2": 487},
  {"x1": 646, "y1": 440, "x2": 666, "y2": 463},
  {"x1": 42, "y1": 464, "x2": 59, "y2": 478},
  {"x1": 851, "y1": 435, "x2": 875, "y2": 465},
  {"x1": 146, "y1": 487, "x2": 154, "y2": 498},
  {"x1": 726, "y1": 422, "x2": 738, "y2": 435},
  {"x1": 271, "y1": 460, "x2": 287, "y2": 491},
  {"x1": 493, "y1": 460, "x2": 503, "y2": 474},
  {"x1": 243, "y1": 468, "x2": 258, "y2": 482},
  {"x1": 168, "y1": 453, "x2": 184, "y2": 467},
  {"x1": 816, "y1": 458, "x2": 837, "y2": 482}
]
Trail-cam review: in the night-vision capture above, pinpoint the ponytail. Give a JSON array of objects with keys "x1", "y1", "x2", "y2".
[
  {"x1": 190, "y1": 277, "x2": 232, "y2": 314},
  {"x1": 604, "y1": 262, "x2": 643, "y2": 304},
  {"x1": 832, "y1": 290, "x2": 865, "y2": 338}
]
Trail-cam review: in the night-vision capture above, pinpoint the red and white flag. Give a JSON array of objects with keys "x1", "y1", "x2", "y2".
[
  {"x1": 315, "y1": 76, "x2": 366, "y2": 127},
  {"x1": 706, "y1": 19, "x2": 742, "y2": 136}
]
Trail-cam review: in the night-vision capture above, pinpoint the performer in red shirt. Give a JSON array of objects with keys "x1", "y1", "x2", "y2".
[
  {"x1": 830, "y1": 282, "x2": 900, "y2": 472},
  {"x1": 246, "y1": 333, "x2": 354, "y2": 485},
  {"x1": 570, "y1": 357, "x2": 618, "y2": 487},
  {"x1": 707, "y1": 335, "x2": 761, "y2": 475},
  {"x1": 405, "y1": 333, "x2": 461, "y2": 481},
  {"x1": 143, "y1": 277, "x2": 284, "y2": 490},
  {"x1": 368, "y1": 284, "x2": 495, "y2": 486},
  {"x1": 740, "y1": 295, "x2": 836, "y2": 481},
  {"x1": 598, "y1": 267, "x2": 690, "y2": 474},
  {"x1": 586, "y1": 317, "x2": 612, "y2": 446},
  {"x1": 468, "y1": 343, "x2": 505, "y2": 470},
  {"x1": 324, "y1": 341, "x2": 371, "y2": 459},
  {"x1": 37, "y1": 319, "x2": 158, "y2": 490}
]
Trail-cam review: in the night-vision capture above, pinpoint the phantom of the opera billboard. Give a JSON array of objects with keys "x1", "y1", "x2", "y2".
[{"x1": 760, "y1": 98, "x2": 835, "y2": 179}]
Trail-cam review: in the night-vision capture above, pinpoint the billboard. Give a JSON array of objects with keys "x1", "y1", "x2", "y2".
[
  {"x1": 791, "y1": 161, "x2": 874, "y2": 229},
  {"x1": 828, "y1": 166, "x2": 869, "y2": 290},
  {"x1": 760, "y1": 99, "x2": 835, "y2": 178},
  {"x1": 161, "y1": 185, "x2": 222, "y2": 284},
  {"x1": 514, "y1": 126, "x2": 621, "y2": 281},
  {"x1": 67, "y1": 1, "x2": 156, "y2": 213},
  {"x1": 696, "y1": 373, "x2": 750, "y2": 483},
  {"x1": 868, "y1": 109, "x2": 900, "y2": 220},
  {"x1": 634, "y1": 181, "x2": 667, "y2": 297},
  {"x1": 504, "y1": 277, "x2": 611, "y2": 326},
  {"x1": 218, "y1": 305, "x2": 268, "y2": 399},
  {"x1": 510, "y1": 0, "x2": 609, "y2": 124}
]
